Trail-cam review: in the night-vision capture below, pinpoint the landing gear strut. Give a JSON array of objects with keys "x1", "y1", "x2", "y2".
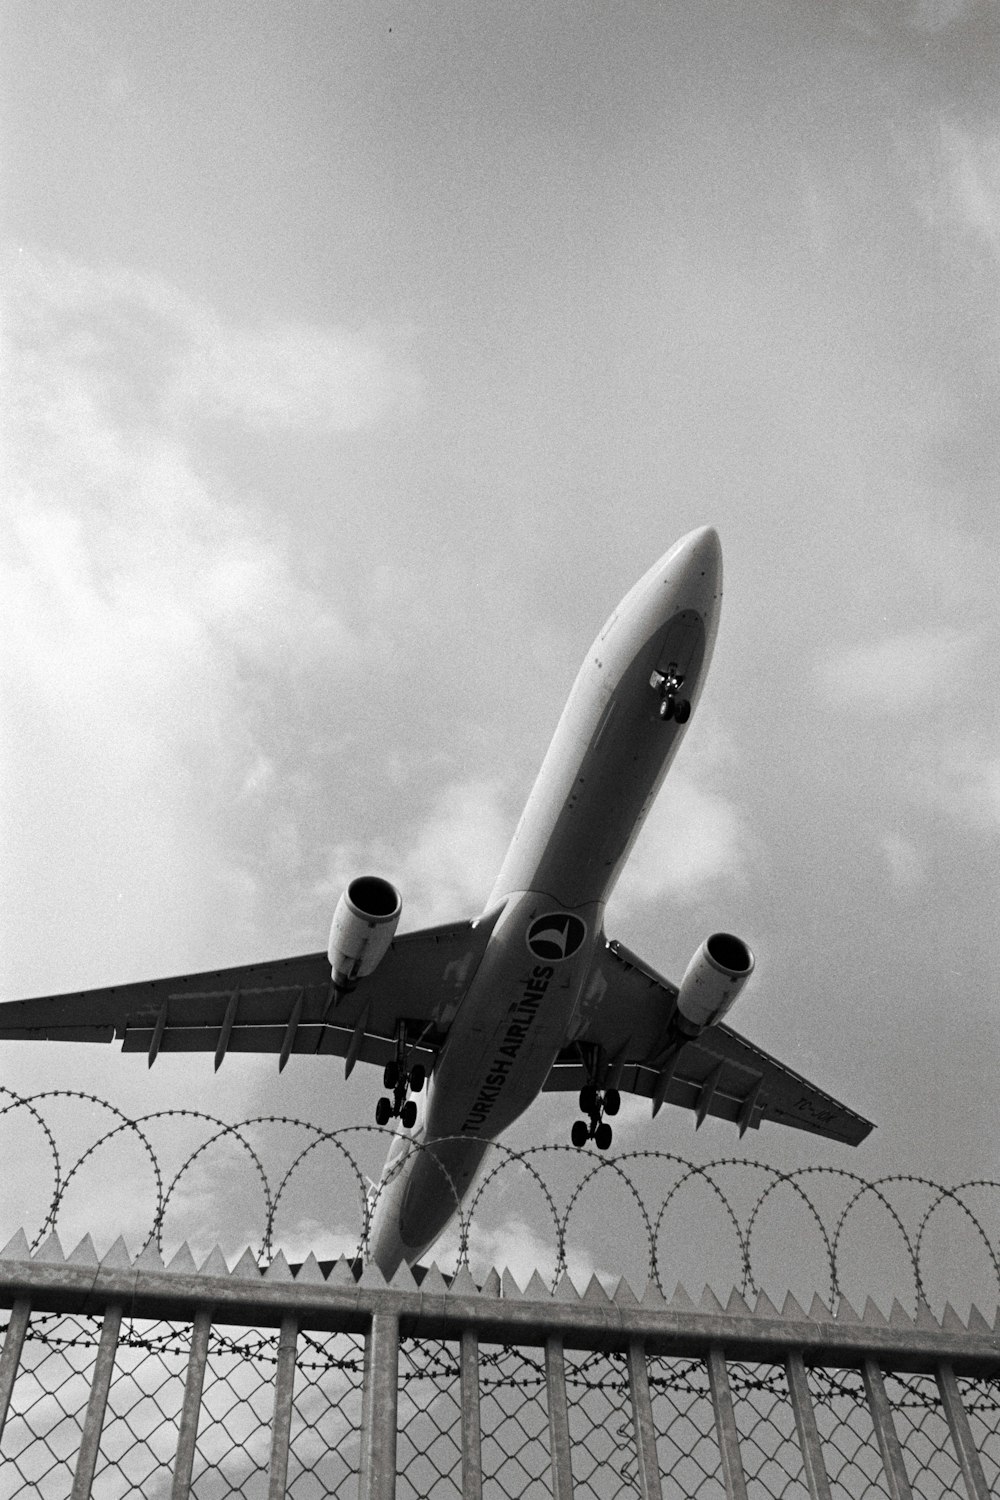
[
  {"x1": 375, "y1": 1029, "x2": 425, "y2": 1129},
  {"x1": 571, "y1": 1083, "x2": 620, "y2": 1150},
  {"x1": 651, "y1": 664, "x2": 690, "y2": 723}
]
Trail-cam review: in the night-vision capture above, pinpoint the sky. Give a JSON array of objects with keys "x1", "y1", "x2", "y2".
[{"x1": 2, "y1": 0, "x2": 999, "y2": 1302}]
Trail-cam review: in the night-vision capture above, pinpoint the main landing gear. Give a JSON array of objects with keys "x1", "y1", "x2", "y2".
[
  {"x1": 571, "y1": 1084, "x2": 620, "y2": 1151},
  {"x1": 375, "y1": 1031, "x2": 425, "y2": 1129},
  {"x1": 651, "y1": 664, "x2": 690, "y2": 723}
]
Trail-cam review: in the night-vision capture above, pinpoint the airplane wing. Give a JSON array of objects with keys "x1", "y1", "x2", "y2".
[
  {"x1": 0, "y1": 914, "x2": 500, "y2": 1073},
  {"x1": 543, "y1": 939, "x2": 874, "y2": 1146}
]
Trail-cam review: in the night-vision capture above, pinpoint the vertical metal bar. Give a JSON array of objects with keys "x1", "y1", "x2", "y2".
[
  {"x1": 936, "y1": 1361, "x2": 990, "y2": 1500},
  {"x1": 460, "y1": 1327, "x2": 483, "y2": 1500},
  {"x1": 627, "y1": 1338, "x2": 663, "y2": 1500},
  {"x1": 70, "y1": 1301, "x2": 123, "y2": 1500},
  {"x1": 545, "y1": 1334, "x2": 574, "y2": 1500},
  {"x1": 358, "y1": 1311, "x2": 399, "y2": 1500},
  {"x1": 266, "y1": 1315, "x2": 298, "y2": 1500},
  {"x1": 861, "y1": 1358, "x2": 913, "y2": 1500},
  {"x1": 706, "y1": 1347, "x2": 749, "y2": 1500},
  {"x1": 171, "y1": 1307, "x2": 212, "y2": 1499},
  {"x1": 785, "y1": 1352, "x2": 833, "y2": 1500},
  {"x1": 0, "y1": 1297, "x2": 31, "y2": 1444}
]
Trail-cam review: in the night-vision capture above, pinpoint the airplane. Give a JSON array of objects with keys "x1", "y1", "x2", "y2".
[{"x1": 0, "y1": 527, "x2": 873, "y2": 1275}]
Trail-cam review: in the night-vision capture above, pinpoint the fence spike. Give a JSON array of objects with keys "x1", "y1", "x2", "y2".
[
  {"x1": 753, "y1": 1289, "x2": 781, "y2": 1318},
  {"x1": 779, "y1": 1291, "x2": 808, "y2": 1322},
  {"x1": 480, "y1": 1268, "x2": 502, "y2": 1298},
  {"x1": 524, "y1": 1269, "x2": 551, "y2": 1300},
  {"x1": 612, "y1": 1276, "x2": 640, "y2": 1306},
  {"x1": 860, "y1": 1296, "x2": 888, "y2": 1327},
  {"x1": 68, "y1": 1234, "x2": 100, "y2": 1266},
  {"x1": 417, "y1": 1262, "x2": 450, "y2": 1293},
  {"x1": 1, "y1": 1229, "x2": 31, "y2": 1260},
  {"x1": 99, "y1": 1235, "x2": 133, "y2": 1270},
  {"x1": 725, "y1": 1288, "x2": 752, "y2": 1317},
  {"x1": 966, "y1": 1303, "x2": 993, "y2": 1335},
  {"x1": 834, "y1": 1294, "x2": 860, "y2": 1323},
  {"x1": 913, "y1": 1299, "x2": 941, "y2": 1330},
  {"x1": 993, "y1": 1306, "x2": 1000, "y2": 1334},
  {"x1": 298, "y1": 1252, "x2": 328, "y2": 1285},
  {"x1": 388, "y1": 1261, "x2": 418, "y2": 1290},
  {"x1": 34, "y1": 1230, "x2": 66, "y2": 1264},
  {"x1": 640, "y1": 1279, "x2": 668, "y2": 1309},
  {"x1": 327, "y1": 1258, "x2": 357, "y2": 1286},
  {"x1": 940, "y1": 1301, "x2": 966, "y2": 1332},
  {"x1": 199, "y1": 1245, "x2": 230, "y2": 1278},
  {"x1": 448, "y1": 1265, "x2": 481, "y2": 1297},
  {"x1": 501, "y1": 1268, "x2": 525, "y2": 1299},
  {"x1": 133, "y1": 1241, "x2": 164, "y2": 1271},
  {"x1": 699, "y1": 1285, "x2": 725, "y2": 1314},
  {"x1": 230, "y1": 1247, "x2": 261, "y2": 1280},
  {"x1": 888, "y1": 1297, "x2": 915, "y2": 1328},
  {"x1": 808, "y1": 1293, "x2": 832, "y2": 1321},
  {"x1": 165, "y1": 1242, "x2": 198, "y2": 1275},
  {"x1": 263, "y1": 1251, "x2": 293, "y2": 1281},
  {"x1": 667, "y1": 1281, "x2": 696, "y2": 1310}
]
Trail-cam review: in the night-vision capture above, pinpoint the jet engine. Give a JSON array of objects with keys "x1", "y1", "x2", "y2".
[
  {"x1": 674, "y1": 932, "x2": 754, "y2": 1036},
  {"x1": 328, "y1": 876, "x2": 402, "y2": 990}
]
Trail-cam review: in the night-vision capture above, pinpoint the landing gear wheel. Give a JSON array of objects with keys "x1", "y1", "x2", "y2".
[
  {"x1": 409, "y1": 1063, "x2": 426, "y2": 1093},
  {"x1": 595, "y1": 1122, "x2": 613, "y2": 1151},
  {"x1": 383, "y1": 1062, "x2": 399, "y2": 1089},
  {"x1": 674, "y1": 699, "x2": 691, "y2": 724},
  {"x1": 375, "y1": 1097, "x2": 392, "y2": 1126},
  {"x1": 659, "y1": 697, "x2": 675, "y2": 721},
  {"x1": 579, "y1": 1084, "x2": 598, "y2": 1114},
  {"x1": 571, "y1": 1119, "x2": 589, "y2": 1149},
  {"x1": 603, "y1": 1088, "x2": 621, "y2": 1116},
  {"x1": 400, "y1": 1100, "x2": 418, "y2": 1129}
]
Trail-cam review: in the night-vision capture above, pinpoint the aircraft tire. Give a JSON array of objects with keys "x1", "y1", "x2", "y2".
[
  {"x1": 401, "y1": 1100, "x2": 418, "y2": 1129},
  {"x1": 579, "y1": 1085, "x2": 598, "y2": 1114},
  {"x1": 603, "y1": 1088, "x2": 620, "y2": 1116},
  {"x1": 595, "y1": 1122, "x2": 613, "y2": 1150},
  {"x1": 383, "y1": 1062, "x2": 399, "y2": 1089},
  {"x1": 409, "y1": 1063, "x2": 426, "y2": 1093},
  {"x1": 659, "y1": 698, "x2": 674, "y2": 721},
  {"x1": 375, "y1": 1097, "x2": 392, "y2": 1126},
  {"x1": 674, "y1": 700, "x2": 691, "y2": 723},
  {"x1": 571, "y1": 1120, "x2": 589, "y2": 1149}
]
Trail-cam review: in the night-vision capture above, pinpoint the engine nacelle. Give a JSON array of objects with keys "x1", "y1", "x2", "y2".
[
  {"x1": 675, "y1": 932, "x2": 755, "y2": 1036},
  {"x1": 327, "y1": 876, "x2": 402, "y2": 990}
]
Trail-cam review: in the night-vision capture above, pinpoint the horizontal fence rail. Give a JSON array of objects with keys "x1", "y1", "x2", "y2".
[{"x1": 1, "y1": 1233, "x2": 998, "y2": 1499}]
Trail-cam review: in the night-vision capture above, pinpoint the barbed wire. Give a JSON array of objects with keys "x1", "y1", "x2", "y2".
[{"x1": 3, "y1": 1086, "x2": 998, "y2": 1315}]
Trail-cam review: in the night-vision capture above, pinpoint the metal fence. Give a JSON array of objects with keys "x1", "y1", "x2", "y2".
[
  {"x1": 1, "y1": 1231, "x2": 998, "y2": 1499},
  {"x1": 1, "y1": 1089, "x2": 998, "y2": 1497}
]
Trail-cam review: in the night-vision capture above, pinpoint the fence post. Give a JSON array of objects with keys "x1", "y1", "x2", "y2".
[
  {"x1": 70, "y1": 1302, "x2": 123, "y2": 1500},
  {"x1": 862, "y1": 1359, "x2": 913, "y2": 1500},
  {"x1": 171, "y1": 1306, "x2": 212, "y2": 1499},
  {"x1": 627, "y1": 1338, "x2": 663, "y2": 1500},
  {"x1": 936, "y1": 1361, "x2": 990, "y2": 1500},
  {"x1": 545, "y1": 1333, "x2": 574, "y2": 1500},
  {"x1": 460, "y1": 1326, "x2": 483, "y2": 1500},
  {"x1": 0, "y1": 1297, "x2": 31, "y2": 1445},
  {"x1": 707, "y1": 1347, "x2": 749, "y2": 1500},
  {"x1": 359, "y1": 1311, "x2": 399, "y2": 1500},
  {"x1": 267, "y1": 1315, "x2": 298, "y2": 1500},
  {"x1": 785, "y1": 1351, "x2": 832, "y2": 1500}
]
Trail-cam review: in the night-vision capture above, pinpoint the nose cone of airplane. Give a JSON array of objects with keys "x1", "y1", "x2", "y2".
[{"x1": 667, "y1": 525, "x2": 723, "y2": 614}]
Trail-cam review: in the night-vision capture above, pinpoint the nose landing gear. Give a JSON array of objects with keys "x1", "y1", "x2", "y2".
[
  {"x1": 375, "y1": 1034, "x2": 425, "y2": 1129},
  {"x1": 572, "y1": 1085, "x2": 620, "y2": 1150},
  {"x1": 651, "y1": 665, "x2": 690, "y2": 723}
]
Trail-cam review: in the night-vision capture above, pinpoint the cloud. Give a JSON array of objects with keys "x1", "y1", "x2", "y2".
[
  {"x1": 817, "y1": 629, "x2": 974, "y2": 715},
  {"x1": 610, "y1": 733, "x2": 750, "y2": 913},
  {"x1": 878, "y1": 831, "x2": 926, "y2": 888},
  {"x1": 907, "y1": 735, "x2": 1000, "y2": 829},
  {"x1": 320, "y1": 779, "x2": 514, "y2": 928}
]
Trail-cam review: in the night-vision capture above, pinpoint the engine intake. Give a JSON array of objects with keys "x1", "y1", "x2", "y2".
[
  {"x1": 675, "y1": 931, "x2": 754, "y2": 1036},
  {"x1": 328, "y1": 876, "x2": 402, "y2": 990}
]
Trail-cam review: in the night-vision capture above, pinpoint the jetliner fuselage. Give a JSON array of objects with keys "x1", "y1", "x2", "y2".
[{"x1": 368, "y1": 526, "x2": 723, "y2": 1272}]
